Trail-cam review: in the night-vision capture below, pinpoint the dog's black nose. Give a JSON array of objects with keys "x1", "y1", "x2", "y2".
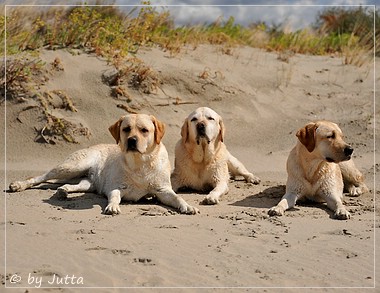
[
  {"x1": 344, "y1": 146, "x2": 354, "y2": 156},
  {"x1": 196, "y1": 122, "x2": 206, "y2": 136},
  {"x1": 127, "y1": 136, "x2": 138, "y2": 150}
]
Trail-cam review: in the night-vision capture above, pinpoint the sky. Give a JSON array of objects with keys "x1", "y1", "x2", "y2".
[
  {"x1": 131, "y1": 0, "x2": 380, "y2": 30},
  {"x1": 4, "y1": 0, "x2": 380, "y2": 31}
]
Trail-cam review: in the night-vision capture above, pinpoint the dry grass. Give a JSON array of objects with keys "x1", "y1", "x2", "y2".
[
  {"x1": 1, "y1": 56, "x2": 46, "y2": 102},
  {"x1": 117, "y1": 57, "x2": 161, "y2": 94},
  {"x1": 1, "y1": 4, "x2": 377, "y2": 144},
  {"x1": 2, "y1": 5, "x2": 376, "y2": 59},
  {"x1": 2, "y1": 5, "x2": 376, "y2": 99},
  {"x1": 341, "y1": 28, "x2": 376, "y2": 67},
  {"x1": 36, "y1": 91, "x2": 90, "y2": 144},
  {"x1": 37, "y1": 114, "x2": 90, "y2": 144}
]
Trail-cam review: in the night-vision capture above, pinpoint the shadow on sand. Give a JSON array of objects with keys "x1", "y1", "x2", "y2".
[{"x1": 231, "y1": 184, "x2": 335, "y2": 218}]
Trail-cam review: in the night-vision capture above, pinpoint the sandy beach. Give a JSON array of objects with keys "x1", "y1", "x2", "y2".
[{"x1": 1, "y1": 45, "x2": 378, "y2": 292}]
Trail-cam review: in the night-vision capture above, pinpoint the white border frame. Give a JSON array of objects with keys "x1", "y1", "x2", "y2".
[{"x1": 3, "y1": 3, "x2": 377, "y2": 290}]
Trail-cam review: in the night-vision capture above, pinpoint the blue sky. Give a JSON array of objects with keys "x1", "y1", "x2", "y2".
[{"x1": 5, "y1": 0, "x2": 380, "y2": 31}]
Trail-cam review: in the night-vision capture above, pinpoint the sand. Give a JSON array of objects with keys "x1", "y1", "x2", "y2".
[{"x1": 1, "y1": 45, "x2": 378, "y2": 292}]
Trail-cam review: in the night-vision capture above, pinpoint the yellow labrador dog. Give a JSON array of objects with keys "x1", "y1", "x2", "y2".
[
  {"x1": 171, "y1": 107, "x2": 260, "y2": 205},
  {"x1": 9, "y1": 114, "x2": 198, "y2": 215},
  {"x1": 268, "y1": 121, "x2": 368, "y2": 220}
]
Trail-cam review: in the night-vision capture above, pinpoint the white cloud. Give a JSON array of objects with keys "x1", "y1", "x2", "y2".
[
  {"x1": 157, "y1": 0, "x2": 377, "y2": 31},
  {"x1": 166, "y1": 5, "x2": 323, "y2": 30},
  {"x1": 168, "y1": 5, "x2": 225, "y2": 25}
]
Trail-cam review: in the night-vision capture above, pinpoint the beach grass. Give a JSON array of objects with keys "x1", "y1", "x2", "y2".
[
  {"x1": 1, "y1": 4, "x2": 377, "y2": 59},
  {"x1": 1, "y1": 4, "x2": 377, "y2": 101}
]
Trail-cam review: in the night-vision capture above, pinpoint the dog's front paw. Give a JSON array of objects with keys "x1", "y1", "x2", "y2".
[
  {"x1": 268, "y1": 206, "x2": 285, "y2": 216},
  {"x1": 347, "y1": 184, "x2": 369, "y2": 197},
  {"x1": 201, "y1": 195, "x2": 219, "y2": 205},
  {"x1": 179, "y1": 203, "x2": 199, "y2": 215},
  {"x1": 105, "y1": 203, "x2": 121, "y2": 215},
  {"x1": 334, "y1": 208, "x2": 350, "y2": 220},
  {"x1": 246, "y1": 174, "x2": 261, "y2": 185},
  {"x1": 9, "y1": 181, "x2": 27, "y2": 192}
]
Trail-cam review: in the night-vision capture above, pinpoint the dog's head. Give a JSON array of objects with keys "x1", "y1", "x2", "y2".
[
  {"x1": 181, "y1": 107, "x2": 225, "y2": 145},
  {"x1": 296, "y1": 120, "x2": 353, "y2": 163},
  {"x1": 109, "y1": 114, "x2": 165, "y2": 154}
]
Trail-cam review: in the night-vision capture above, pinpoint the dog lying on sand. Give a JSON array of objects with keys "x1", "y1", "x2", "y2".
[
  {"x1": 171, "y1": 107, "x2": 260, "y2": 205},
  {"x1": 268, "y1": 120, "x2": 368, "y2": 219},
  {"x1": 10, "y1": 114, "x2": 199, "y2": 215}
]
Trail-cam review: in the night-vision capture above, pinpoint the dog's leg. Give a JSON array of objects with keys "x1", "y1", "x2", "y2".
[
  {"x1": 170, "y1": 172, "x2": 182, "y2": 192},
  {"x1": 339, "y1": 160, "x2": 369, "y2": 196},
  {"x1": 268, "y1": 192, "x2": 298, "y2": 216},
  {"x1": 324, "y1": 194, "x2": 350, "y2": 220},
  {"x1": 9, "y1": 173, "x2": 55, "y2": 192},
  {"x1": 155, "y1": 188, "x2": 199, "y2": 214},
  {"x1": 326, "y1": 197, "x2": 351, "y2": 220},
  {"x1": 227, "y1": 152, "x2": 260, "y2": 184},
  {"x1": 104, "y1": 189, "x2": 122, "y2": 215},
  {"x1": 9, "y1": 149, "x2": 95, "y2": 192},
  {"x1": 201, "y1": 181, "x2": 229, "y2": 205},
  {"x1": 54, "y1": 179, "x2": 94, "y2": 199}
]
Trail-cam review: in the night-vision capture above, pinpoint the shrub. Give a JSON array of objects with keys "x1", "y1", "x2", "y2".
[{"x1": 2, "y1": 4, "x2": 377, "y2": 60}]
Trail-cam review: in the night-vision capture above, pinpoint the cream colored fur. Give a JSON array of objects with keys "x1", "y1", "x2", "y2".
[
  {"x1": 10, "y1": 114, "x2": 198, "y2": 215},
  {"x1": 268, "y1": 120, "x2": 368, "y2": 220},
  {"x1": 171, "y1": 107, "x2": 260, "y2": 204}
]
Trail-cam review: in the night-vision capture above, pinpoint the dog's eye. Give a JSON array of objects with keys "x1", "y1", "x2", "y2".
[
  {"x1": 207, "y1": 116, "x2": 215, "y2": 121},
  {"x1": 123, "y1": 126, "x2": 131, "y2": 133},
  {"x1": 141, "y1": 128, "x2": 149, "y2": 134},
  {"x1": 327, "y1": 133, "x2": 335, "y2": 139},
  {"x1": 191, "y1": 117, "x2": 197, "y2": 122}
]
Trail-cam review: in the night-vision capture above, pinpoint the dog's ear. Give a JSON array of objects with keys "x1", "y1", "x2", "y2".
[
  {"x1": 296, "y1": 122, "x2": 317, "y2": 152},
  {"x1": 109, "y1": 118, "x2": 122, "y2": 144},
  {"x1": 181, "y1": 119, "x2": 189, "y2": 143},
  {"x1": 151, "y1": 115, "x2": 165, "y2": 145},
  {"x1": 218, "y1": 116, "x2": 225, "y2": 143}
]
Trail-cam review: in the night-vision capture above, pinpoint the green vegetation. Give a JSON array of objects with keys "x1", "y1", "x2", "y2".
[
  {"x1": 1, "y1": 4, "x2": 378, "y2": 59},
  {"x1": 314, "y1": 6, "x2": 379, "y2": 65},
  {"x1": 1, "y1": 4, "x2": 377, "y2": 103},
  {"x1": 1, "y1": 4, "x2": 377, "y2": 100},
  {"x1": 1, "y1": 4, "x2": 377, "y2": 143}
]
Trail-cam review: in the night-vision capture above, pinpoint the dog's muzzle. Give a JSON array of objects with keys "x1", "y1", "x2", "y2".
[
  {"x1": 127, "y1": 136, "x2": 138, "y2": 151},
  {"x1": 326, "y1": 145, "x2": 354, "y2": 163},
  {"x1": 196, "y1": 122, "x2": 206, "y2": 136},
  {"x1": 344, "y1": 145, "x2": 354, "y2": 158},
  {"x1": 196, "y1": 122, "x2": 210, "y2": 145}
]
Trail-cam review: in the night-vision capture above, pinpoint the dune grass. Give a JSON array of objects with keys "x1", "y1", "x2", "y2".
[
  {"x1": 1, "y1": 3, "x2": 377, "y2": 143},
  {"x1": 1, "y1": 4, "x2": 377, "y2": 102},
  {"x1": 1, "y1": 4, "x2": 377, "y2": 99},
  {"x1": 1, "y1": 4, "x2": 377, "y2": 59}
]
